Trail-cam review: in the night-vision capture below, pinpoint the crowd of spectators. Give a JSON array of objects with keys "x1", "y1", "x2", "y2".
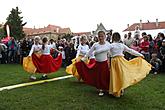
[{"x1": 0, "y1": 30, "x2": 164, "y2": 74}]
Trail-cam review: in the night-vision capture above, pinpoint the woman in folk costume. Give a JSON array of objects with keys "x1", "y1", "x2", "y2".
[
  {"x1": 99, "y1": 32, "x2": 151, "y2": 97},
  {"x1": 76, "y1": 31, "x2": 111, "y2": 96},
  {"x1": 66, "y1": 35, "x2": 89, "y2": 81},
  {"x1": 23, "y1": 36, "x2": 42, "y2": 80},
  {"x1": 31, "y1": 37, "x2": 62, "y2": 79}
]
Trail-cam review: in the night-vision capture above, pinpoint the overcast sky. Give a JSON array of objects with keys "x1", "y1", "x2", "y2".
[{"x1": 0, "y1": 0, "x2": 165, "y2": 33}]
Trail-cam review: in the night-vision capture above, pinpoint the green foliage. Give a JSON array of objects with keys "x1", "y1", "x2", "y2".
[
  {"x1": 5, "y1": 7, "x2": 26, "y2": 40},
  {"x1": 62, "y1": 33, "x2": 73, "y2": 40},
  {"x1": 0, "y1": 28, "x2": 5, "y2": 39}
]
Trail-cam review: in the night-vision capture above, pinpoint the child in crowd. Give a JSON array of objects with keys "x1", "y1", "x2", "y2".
[
  {"x1": 59, "y1": 46, "x2": 66, "y2": 68},
  {"x1": 130, "y1": 40, "x2": 140, "y2": 52},
  {"x1": 140, "y1": 35, "x2": 150, "y2": 62},
  {"x1": 150, "y1": 53, "x2": 162, "y2": 74},
  {"x1": 130, "y1": 40, "x2": 140, "y2": 59}
]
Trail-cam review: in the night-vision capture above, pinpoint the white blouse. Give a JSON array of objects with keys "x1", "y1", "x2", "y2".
[
  {"x1": 28, "y1": 44, "x2": 42, "y2": 56},
  {"x1": 110, "y1": 43, "x2": 143, "y2": 57},
  {"x1": 76, "y1": 44, "x2": 89, "y2": 58},
  {"x1": 50, "y1": 42, "x2": 57, "y2": 49},
  {"x1": 42, "y1": 44, "x2": 52, "y2": 55},
  {"x1": 97, "y1": 42, "x2": 143, "y2": 57},
  {"x1": 62, "y1": 50, "x2": 65, "y2": 59},
  {"x1": 86, "y1": 41, "x2": 110, "y2": 62}
]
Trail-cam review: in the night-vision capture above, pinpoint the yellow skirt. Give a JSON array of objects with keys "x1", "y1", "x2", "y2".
[
  {"x1": 65, "y1": 56, "x2": 83, "y2": 80},
  {"x1": 66, "y1": 56, "x2": 89, "y2": 80},
  {"x1": 23, "y1": 53, "x2": 41, "y2": 74},
  {"x1": 109, "y1": 56, "x2": 152, "y2": 97}
]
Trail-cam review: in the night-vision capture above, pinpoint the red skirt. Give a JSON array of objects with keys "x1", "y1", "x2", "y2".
[
  {"x1": 32, "y1": 53, "x2": 62, "y2": 74},
  {"x1": 76, "y1": 59, "x2": 110, "y2": 90}
]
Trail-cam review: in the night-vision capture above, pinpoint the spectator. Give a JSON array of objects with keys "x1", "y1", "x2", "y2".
[
  {"x1": 130, "y1": 40, "x2": 140, "y2": 52},
  {"x1": 20, "y1": 39, "x2": 29, "y2": 64},
  {"x1": 7, "y1": 37, "x2": 18, "y2": 63},
  {"x1": 140, "y1": 35, "x2": 150, "y2": 62},
  {"x1": 147, "y1": 34, "x2": 155, "y2": 55},
  {"x1": 106, "y1": 29, "x2": 113, "y2": 43},
  {"x1": 160, "y1": 39, "x2": 165, "y2": 72},
  {"x1": 0, "y1": 42, "x2": 7, "y2": 64},
  {"x1": 59, "y1": 46, "x2": 66, "y2": 67},
  {"x1": 134, "y1": 25, "x2": 140, "y2": 40},
  {"x1": 123, "y1": 32, "x2": 134, "y2": 60},
  {"x1": 93, "y1": 36, "x2": 98, "y2": 42},
  {"x1": 150, "y1": 53, "x2": 162, "y2": 74}
]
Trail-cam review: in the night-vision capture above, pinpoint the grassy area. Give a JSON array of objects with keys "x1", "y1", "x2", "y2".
[
  {"x1": 0, "y1": 64, "x2": 165, "y2": 110},
  {"x1": 0, "y1": 64, "x2": 67, "y2": 87}
]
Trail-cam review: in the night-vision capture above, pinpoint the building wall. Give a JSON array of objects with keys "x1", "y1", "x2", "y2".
[{"x1": 26, "y1": 32, "x2": 60, "y2": 40}]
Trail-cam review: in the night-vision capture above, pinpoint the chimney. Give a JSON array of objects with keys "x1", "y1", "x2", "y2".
[
  {"x1": 97, "y1": 24, "x2": 99, "y2": 28},
  {"x1": 56, "y1": 28, "x2": 59, "y2": 33},
  {"x1": 140, "y1": 20, "x2": 142, "y2": 29},
  {"x1": 127, "y1": 24, "x2": 129, "y2": 28},
  {"x1": 156, "y1": 19, "x2": 159, "y2": 27},
  {"x1": 127, "y1": 24, "x2": 129, "y2": 31}
]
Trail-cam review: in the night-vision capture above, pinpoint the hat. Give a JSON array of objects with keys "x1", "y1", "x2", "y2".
[
  {"x1": 58, "y1": 46, "x2": 63, "y2": 49},
  {"x1": 34, "y1": 36, "x2": 40, "y2": 39}
]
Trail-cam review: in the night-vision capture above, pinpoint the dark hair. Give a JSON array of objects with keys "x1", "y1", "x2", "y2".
[
  {"x1": 98, "y1": 31, "x2": 105, "y2": 35},
  {"x1": 112, "y1": 32, "x2": 121, "y2": 42},
  {"x1": 133, "y1": 40, "x2": 138, "y2": 46},
  {"x1": 147, "y1": 34, "x2": 153, "y2": 41},
  {"x1": 89, "y1": 41, "x2": 95, "y2": 47},
  {"x1": 142, "y1": 32, "x2": 147, "y2": 36},
  {"x1": 93, "y1": 36, "x2": 98, "y2": 42},
  {"x1": 42, "y1": 37, "x2": 48, "y2": 50},
  {"x1": 160, "y1": 33, "x2": 165, "y2": 39},
  {"x1": 50, "y1": 39, "x2": 54, "y2": 42}
]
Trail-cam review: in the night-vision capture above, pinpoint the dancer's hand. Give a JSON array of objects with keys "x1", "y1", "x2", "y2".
[
  {"x1": 27, "y1": 56, "x2": 30, "y2": 58},
  {"x1": 93, "y1": 51, "x2": 97, "y2": 55},
  {"x1": 55, "y1": 49, "x2": 61, "y2": 53},
  {"x1": 81, "y1": 57, "x2": 87, "y2": 62},
  {"x1": 139, "y1": 55, "x2": 144, "y2": 58}
]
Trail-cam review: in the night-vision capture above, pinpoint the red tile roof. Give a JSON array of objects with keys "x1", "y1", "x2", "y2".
[
  {"x1": 47, "y1": 24, "x2": 61, "y2": 29},
  {"x1": 73, "y1": 32, "x2": 91, "y2": 36},
  {"x1": 23, "y1": 25, "x2": 72, "y2": 36},
  {"x1": 123, "y1": 21, "x2": 165, "y2": 32},
  {"x1": 59, "y1": 28, "x2": 71, "y2": 34}
]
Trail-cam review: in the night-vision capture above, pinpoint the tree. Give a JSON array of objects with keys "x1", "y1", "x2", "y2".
[
  {"x1": 62, "y1": 34, "x2": 73, "y2": 41},
  {"x1": 0, "y1": 28, "x2": 5, "y2": 39},
  {"x1": 4, "y1": 7, "x2": 26, "y2": 40}
]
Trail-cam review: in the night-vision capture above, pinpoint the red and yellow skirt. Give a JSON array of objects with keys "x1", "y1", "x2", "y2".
[
  {"x1": 23, "y1": 53, "x2": 62, "y2": 74},
  {"x1": 23, "y1": 53, "x2": 41, "y2": 73},
  {"x1": 76, "y1": 59, "x2": 110, "y2": 90},
  {"x1": 65, "y1": 56, "x2": 84, "y2": 80}
]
